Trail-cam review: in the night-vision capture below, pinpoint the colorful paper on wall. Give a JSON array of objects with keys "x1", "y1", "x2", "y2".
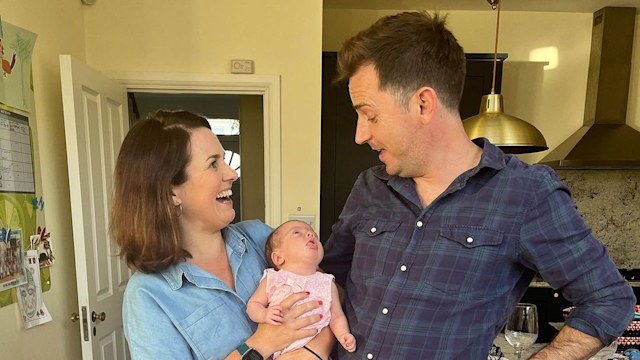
[
  {"x1": 0, "y1": 227, "x2": 25, "y2": 291},
  {"x1": 0, "y1": 108, "x2": 35, "y2": 193},
  {"x1": 29, "y1": 233, "x2": 54, "y2": 267},
  {"x1": 17, "y1": 249, "x2": 51, "y2": 329},
  {"x1": 0, "y1": 17, "x2": 37, "y2": 113},
  {"x1": 0, "y1": 178, "x2": 41, "y2": 308}
]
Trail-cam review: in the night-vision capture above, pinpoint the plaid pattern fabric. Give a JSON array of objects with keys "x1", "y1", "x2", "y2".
[{"x1": 321, "y1": 138, "x2": 635, "y2": 360}]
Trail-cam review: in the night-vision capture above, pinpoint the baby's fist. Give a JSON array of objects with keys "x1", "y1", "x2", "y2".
[
  {"x1": 340, "y1": 333, "x2": 356, "y2": 352},
  {"x1": 265, "y1": 305, "x2": 283, "y2": 325}
]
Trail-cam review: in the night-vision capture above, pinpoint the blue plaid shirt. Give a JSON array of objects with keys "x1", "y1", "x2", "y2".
[{"x1": 321, "y1": 138, "x2": 635, "y2": 360}]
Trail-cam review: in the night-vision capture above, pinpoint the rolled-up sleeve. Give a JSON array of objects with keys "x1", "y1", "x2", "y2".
[{"x1": 518, "y1": 169, "x2": 636, "y2": 345}]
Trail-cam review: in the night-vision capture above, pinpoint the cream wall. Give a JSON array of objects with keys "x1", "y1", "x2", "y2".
[
  {"x1": 324, "y1": 9, "x2": 640, "y2": 164},
  {"x1": 3, "y1": 3, "x2": 634, "y2": 359},
  {"x1": 0, "y1": 1, "x2": 322, "y2": 359},
  {"x1": 82, "y1": 0, "x2": 323, "y2": 226},
  {"x1": 0, "y1": 0, "x2": 85, "y2": 359}
]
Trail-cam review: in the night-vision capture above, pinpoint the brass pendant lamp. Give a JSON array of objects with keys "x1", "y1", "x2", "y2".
[{"x1": 463, "y1": 0, "x2": 548, "y2": 154}]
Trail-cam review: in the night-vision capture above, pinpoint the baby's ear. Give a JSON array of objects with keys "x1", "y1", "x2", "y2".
[{"x1": 271, "y1": 251, "x2": 285, "y2": 268}]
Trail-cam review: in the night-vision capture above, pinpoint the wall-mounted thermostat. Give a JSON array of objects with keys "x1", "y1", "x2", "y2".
[{"x1": 231, "y1": 60, "x2": 254, "y2": 74}]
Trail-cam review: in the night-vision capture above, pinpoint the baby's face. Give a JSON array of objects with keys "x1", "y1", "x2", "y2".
[{"x1": 275, "y1": 220, "x2": 323, "y2": 268}]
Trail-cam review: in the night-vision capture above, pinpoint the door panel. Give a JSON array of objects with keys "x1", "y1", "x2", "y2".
[{"x1": 60, "y1": 54, "x2": 131, "y2": 360}]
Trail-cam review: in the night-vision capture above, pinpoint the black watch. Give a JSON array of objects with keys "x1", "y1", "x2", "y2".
[{"x1": 236, "y1": 342, "x2": 264, "y2": 360}]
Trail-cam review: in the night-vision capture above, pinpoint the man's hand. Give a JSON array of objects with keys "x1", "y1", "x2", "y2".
[{"x1": 529, "y1": 325, "x2": 603, "y2": 359}]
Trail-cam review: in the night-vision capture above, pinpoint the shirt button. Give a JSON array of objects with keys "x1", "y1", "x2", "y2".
[
  {"x1": 554, "y1": 292, "x2": 559, "y2": 298},
  {"x1": 416, "y1": 220, "x2": 423, "y2": 228},
  {"x1": 400, "y1": 264, "x2": 407, "y2": 272},
  {"x1": 370, "y1": 227, "x2": 377, "y2": 233},
  {"x1": 466, "y1": 237, "x2": 474, "y2": 244},
  {"x1": 382, "y1": 307, "x2": 389, "y2": 315},
  {"x1": 367, "y1": 353, "x2": 374, "y2": 359}
]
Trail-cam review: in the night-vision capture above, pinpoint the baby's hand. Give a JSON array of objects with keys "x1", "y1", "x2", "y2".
[
  {"x1": 265, "y1": 305, "x2": 284, "y2": 325},
  {"x1": 339, "y1": 333, "x2": 356, "y2": 352}
]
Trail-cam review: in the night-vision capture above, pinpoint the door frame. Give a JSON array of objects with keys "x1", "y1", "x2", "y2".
[{"x1": 106, "y1": 71, "x2": 281, "y2": 226}]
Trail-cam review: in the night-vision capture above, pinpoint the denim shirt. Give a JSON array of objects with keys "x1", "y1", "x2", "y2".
[
  {"x1": 321, "y1": 138, "x2": 635, "y2": 360},
  {"x1": 123, "y1": 220, "x2": 272, "y2": 360}
]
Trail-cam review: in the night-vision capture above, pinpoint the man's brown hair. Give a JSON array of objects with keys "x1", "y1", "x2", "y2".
[
  {"x1": 110, "y1": 110, "x2": 210, "y2": 273},
  {"x1": 337, "y1": 11, "x2": 466, "y2": 111}
]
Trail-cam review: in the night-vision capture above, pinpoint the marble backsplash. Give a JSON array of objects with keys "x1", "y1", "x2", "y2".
[{"x1": 556, "y1": 170, "x2": 640, "y2": 269}]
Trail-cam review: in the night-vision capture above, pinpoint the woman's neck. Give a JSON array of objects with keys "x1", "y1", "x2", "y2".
[
  {"x1": 181, "y1": 228, "x2": 235, "y2": 290},
  {"x1": 183, "y1": 231, "x2": 225, "y2": 258}
]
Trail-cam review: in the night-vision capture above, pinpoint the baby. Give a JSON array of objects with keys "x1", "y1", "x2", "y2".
[{"x1": 247, "y1": 220, "x2": 356, "y2": 358}]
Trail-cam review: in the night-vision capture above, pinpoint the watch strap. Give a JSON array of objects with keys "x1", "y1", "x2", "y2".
[
  {"x1": 237, "y1": 343, "x2": 264, "y2": 360},
  {"x1": 236, "y1": 342, "x2": 251, "y2": 357}
]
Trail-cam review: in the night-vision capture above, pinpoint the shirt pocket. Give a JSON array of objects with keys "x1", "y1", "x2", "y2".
[
  {"x1": 179, "y1": 296, "x2": 252, "y2": 360},
  {"x1": 422, "y1": 226, "x2": 505, "y2": 299},
  {"x1": 350, "y1": 219, "x2": 401, "y2": 281}
]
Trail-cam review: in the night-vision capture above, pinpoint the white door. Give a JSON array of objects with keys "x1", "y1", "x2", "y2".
[{"x1": 60, "y1": 55, "x2": 131, "y2": 360}]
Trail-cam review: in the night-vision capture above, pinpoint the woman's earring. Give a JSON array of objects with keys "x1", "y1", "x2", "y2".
[{"x1": 175, "y1": 203, "x2": 183, "y2": 217}]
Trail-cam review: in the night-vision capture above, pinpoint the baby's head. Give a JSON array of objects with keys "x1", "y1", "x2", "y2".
[{"x1": 265, "y1": 220, "x2": 323, "y2": 271}]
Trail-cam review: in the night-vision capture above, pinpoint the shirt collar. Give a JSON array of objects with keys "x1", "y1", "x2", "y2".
[
  {"x1": 472, "y1": 137, "x2": 507, "y2": 172},
  {"x1": 160, "y1": 226, "x2": 249, "y2": 290},
  {"x1": 160, "y1": 262, "x2": 193, "y2": 290}
]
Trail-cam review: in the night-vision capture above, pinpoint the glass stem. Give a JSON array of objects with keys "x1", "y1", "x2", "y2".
[{"x1": 516, "y1": 350, "x2": 522, "y2": 360}]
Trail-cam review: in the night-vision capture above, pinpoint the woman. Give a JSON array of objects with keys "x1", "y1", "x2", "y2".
[{"x1": 111, "y1": 110, "x2": 332, "y2": 359}]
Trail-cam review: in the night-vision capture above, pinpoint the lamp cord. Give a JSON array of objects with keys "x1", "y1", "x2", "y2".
[{"x1": 491, "y1": 0, "x2": 501, "y2": 94}]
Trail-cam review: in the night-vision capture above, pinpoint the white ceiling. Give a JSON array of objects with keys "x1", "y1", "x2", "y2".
[{"x1": 323, "y1": 0, "x2": 640, "y2": 13}]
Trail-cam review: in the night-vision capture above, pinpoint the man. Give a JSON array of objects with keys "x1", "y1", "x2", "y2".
[{"x1": 320, "y1": 11, "x2": 635, "y2": 359}]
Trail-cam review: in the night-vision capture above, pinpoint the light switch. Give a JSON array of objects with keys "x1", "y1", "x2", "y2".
[
  {"x1": 288, "y1": 215, "x2": 316, "y2": 231},
  {"x1": 231, "y1": 59, "x2": 254, "y2": 74}
]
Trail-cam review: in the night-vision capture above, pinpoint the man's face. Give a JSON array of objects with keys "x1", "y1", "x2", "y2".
[{"x1": 348, "y1": 64, "x2": 423, "y2": 177}]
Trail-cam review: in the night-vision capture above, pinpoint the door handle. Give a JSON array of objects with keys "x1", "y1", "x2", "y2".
[
  {"x1": 91, "y1": 311, "x2": 106, "y2": 322},
  {"x1": 70, "y1": 312, "x2": 80, "y2": 322}
]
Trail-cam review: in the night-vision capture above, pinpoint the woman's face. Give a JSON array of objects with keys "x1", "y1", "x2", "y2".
[{"x1": 172, "y1": 127, "x2": 238, "y2": 233}]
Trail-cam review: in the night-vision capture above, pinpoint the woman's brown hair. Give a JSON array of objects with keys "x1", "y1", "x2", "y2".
[{"x1": 110, "y1": 110, "x2": 210, "y2": 273}]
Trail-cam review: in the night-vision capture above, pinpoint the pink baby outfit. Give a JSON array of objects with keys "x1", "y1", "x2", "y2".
[{"x1": 262, "y1": 268, "x2": 333, "y2": 358}]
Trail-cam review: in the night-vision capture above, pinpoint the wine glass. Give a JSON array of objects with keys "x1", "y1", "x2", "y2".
[{"x1": 505, "y1": 303, "x2": 538, "y2": 360}]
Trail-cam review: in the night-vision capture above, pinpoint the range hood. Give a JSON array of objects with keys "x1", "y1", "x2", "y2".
[{"x1": 539, "y1": 7, "x2": 640, "y2": 169}]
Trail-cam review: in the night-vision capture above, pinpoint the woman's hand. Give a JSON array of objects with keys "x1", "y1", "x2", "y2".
[
  {"x1": 278, "y1": 317, "x2": 337, "y2": 360},
  {"x1": 245, "y1": 292, "x2": 322, "y2": 357},
  {"x1": 277, "y1": 348, "x2": 320, "y2": 360}
]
